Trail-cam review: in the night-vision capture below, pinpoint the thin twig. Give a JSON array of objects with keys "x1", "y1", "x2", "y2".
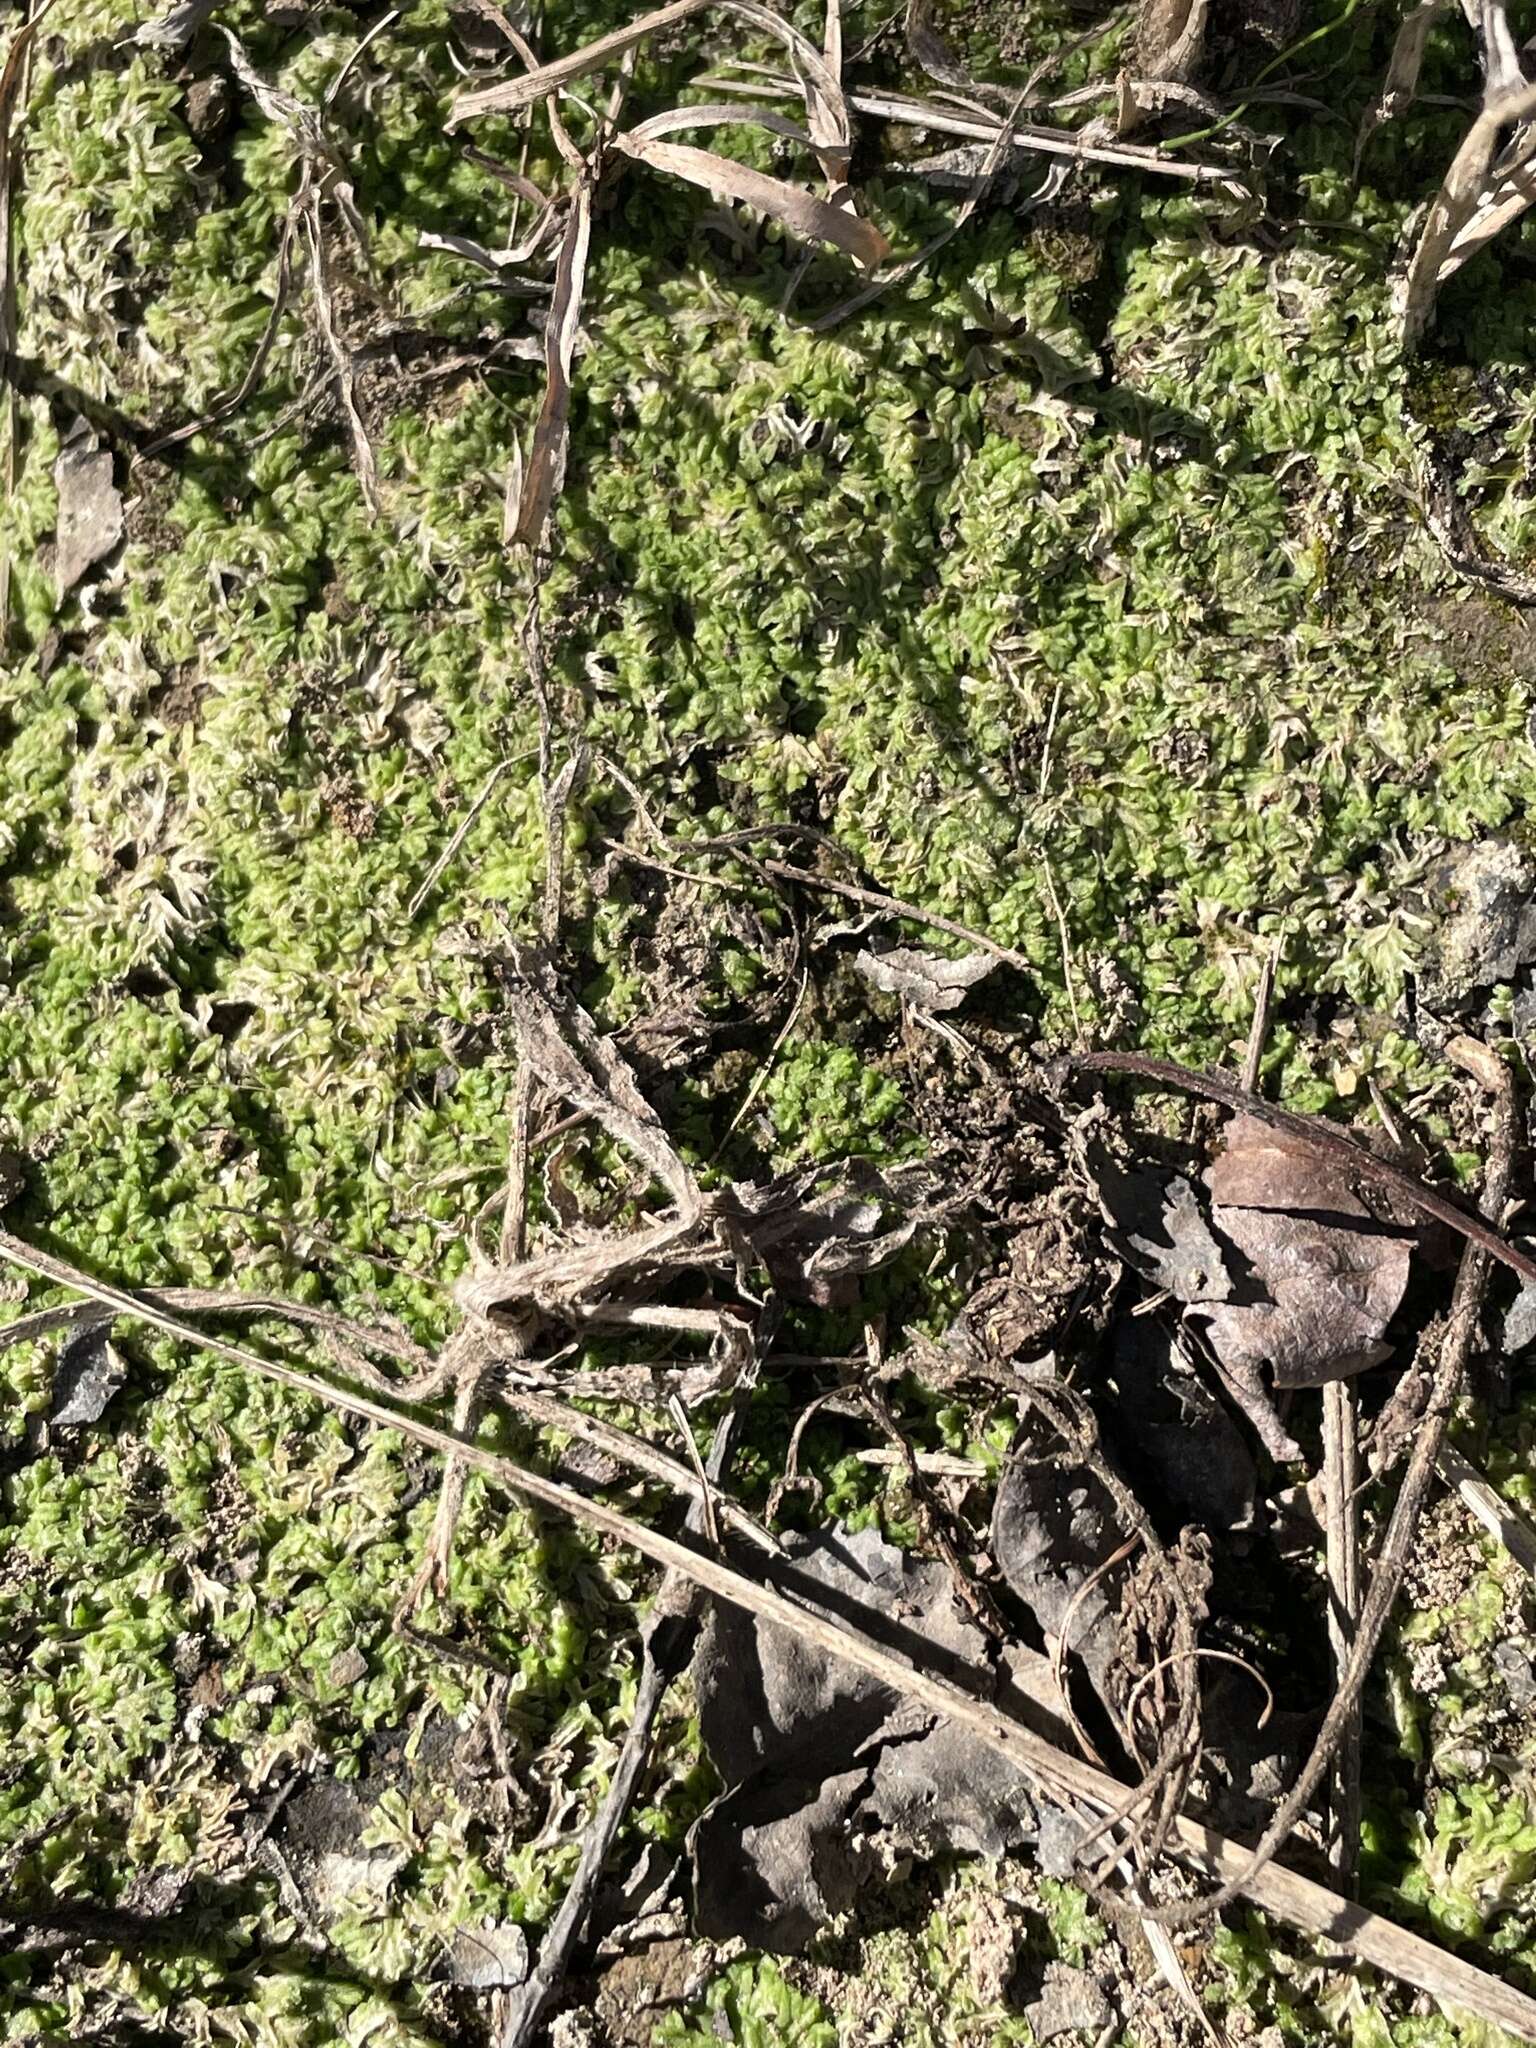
[
  {"x1": 706, "y1": 74, "x2": 1245, "y2": 185},
  {"x1": 1041, "y1": 852, "x2": 1082, "y2": 1043},
  {"x1": 1239, "y1": 933, "x2": 1283, "y2": 1093},
  {"x1": 407, "y1": 754, "x2": 530, "y2": 919},
  {"x1": 1322, "y1": 1376, "x2": 1361, "y2": 1893},
  {"x1": 761, "y1": 858, "x2": 1032, "y2": 972},
  {"x1": 499, "y1": 1391, "x2": 753, "y2": 2047}
]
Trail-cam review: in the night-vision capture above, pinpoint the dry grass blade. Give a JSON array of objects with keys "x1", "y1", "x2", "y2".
[
  {"x1": 1357, "y1": 0, "x2": 1447, "y2": 161},
  {"x1": 302, "y1": 200, "x2": 380, "y2": 515},
  {"x1": 1401, "y1": 79, "x2": 1536, "y2": 342},
  {"x1": 760, "y1": 856, "x2": 1034, "y2": 970},
  {"x1": 510, "y1": 174, "x2": 593, "y2": 549},
  {"x1": 5, "y1": 1223, "x2": 1536, "y2": 2037},
  {"x1": 626, "y1": 101, "x2": 813, "y2": 145},
  {"x1": 1322, "y1": 1377, "x2": 1362, "y2": 1891},
  {"x1": 1437, "y1": 1439, "x2": 1536, "y2": 1578},
  {"x1": 609, "y1": 130, "x2": 888, "y2": 265},
  {"x1": 711, "y1": 74, "x2": 1245, "y2": 184},
  {"x1": 448, "y1": 0, "x2": 869, "y2": 239},
  {"x1": 721, "y1": 0, "x2": 851, "y2": 190},
  {"x1": 448, "y1": 0, "x2": 710, "y2": 123},
  {"x1": 140, "y1": 221, "x2": 299, "y2": 460}
]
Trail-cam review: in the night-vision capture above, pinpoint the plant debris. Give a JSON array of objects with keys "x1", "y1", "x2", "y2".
[
  {"x1": 1201, "y1": 1114, "x2": 1414, "y2": 1390},
  {"x1": 690, "y1": 1524, "x2": 1043, "y2": 1949},
  {"x1": 45, "y1": 1320, "x2": 125, "y2": 1429},
  {"x1": 49, "y1": 431, "x2": 122, "y2": 594},
  {"x1": 853, "y1": 943, "x2": 997, "y2": 1016},
  {"x1": 12, "y1": 1, "x2": 1536, "y2": 2042}
]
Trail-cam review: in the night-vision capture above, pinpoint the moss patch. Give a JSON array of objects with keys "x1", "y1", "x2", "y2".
[{"x1": 5, "y1": 0, "x2": 1536, "y2": 2040}]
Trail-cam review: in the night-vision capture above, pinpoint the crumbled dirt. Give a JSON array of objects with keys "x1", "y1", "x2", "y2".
[{"x1": 588, "y1": 1937, "x2": 719, "y2": 2045}]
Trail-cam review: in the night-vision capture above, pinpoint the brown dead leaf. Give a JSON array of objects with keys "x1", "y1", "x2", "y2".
[{"x1": 1198, "y1": 1115, "x2": 1413, "y2": 1391}]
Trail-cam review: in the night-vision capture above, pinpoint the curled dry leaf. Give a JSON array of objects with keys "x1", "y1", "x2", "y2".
[
  {"x1": 510, "y1": 176, "x2": 594, "y2": 550},
  {"x1": 854, "y1": 944, "x2": 995, "y2": 1014},
  {"x1": 1401, "y1": 79, "x2": 1536, "y2": 343},
  {"x1": 1121, "y1": 0, "x2": 1210, "y2": 134},
  {"x1": 1358, "y1": 0, "x2": 1447, "y2": 161},
  {"x1": 128, "y1": 0, "x2": 218, "y2": 48},
  {"x1": 608, "y1": 130, "x2": 887, "y2": 267},
  {"x1": 1199, "y1": 1114, "x2": 1413, "y2": 1392},
  {"x1": 690, "y1": 1525, "x2": 1041, "y2": 1950},
  {"x1": 1135, "y1": 0, "x2": 1211, "y2": 80}
]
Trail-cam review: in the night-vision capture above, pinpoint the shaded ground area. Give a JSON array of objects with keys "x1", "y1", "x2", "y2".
[{"x1": 5, "y1": 0, "x2": 1536, "y2": 2042}]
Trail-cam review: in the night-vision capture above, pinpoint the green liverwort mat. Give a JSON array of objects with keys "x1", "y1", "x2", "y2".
[{"x1": 3, "y1": 0, "x2": 1536, "y2": 2040}]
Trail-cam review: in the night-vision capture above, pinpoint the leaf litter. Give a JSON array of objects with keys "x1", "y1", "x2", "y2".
[{"x1": 10, "y1": 869, "x2": 1536, "y2": 2040}]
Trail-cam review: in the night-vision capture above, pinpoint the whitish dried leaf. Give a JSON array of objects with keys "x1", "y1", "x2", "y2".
[
  {"x1": 496, "y1": 946, "x2": 696, "y2": 1209},
  {"x1": 511, "y1": 176, "x2": 593, "y2": 548},
  {"x1": 626, "y1": 101, "x2": 812, "y2": 147},
  {"x1": 448, "y1": 0, "x2": 709, "y2": 122},
  {"x1": 725, "y1": 0, "x2": 851, "y2": 188},
  {"x1": 608, "y1": 130, "x2": 887, "y2": 266},
  {"x1": 129, "y1": 0, "x2": 219, "y2": 48},
  {"x1": 728, "y1": 1159, "x2": 937, "y2": 1306},
  {"x1": 51, "y1": 441, "x2": 123, "y2": 593},
  {"x1": 1121, "y1": 0, "x2": 1211, "y2": 135},
  {"x1": 444, "y1": 1923, "x2": 530, "y2": 1988},
  {"x1": 854, "y1": 944, "x2": 994, "y2": 1013},
  {"x1": 1200, "y1": 1115, "x2": 1413, "y2": 1391},
  {"x1": 419, "y1": 213, "x2": 563, "y2": 270},
  {"x1": 1472, "y1": 0, "x2": 1528, "y2": 99},
  {"x1": 1135, "y1": 0, "x2": 1210, "y2": 79},
  {"x1": 1504, "y1": 1275, "x2": 1536, "y2": 1352}
]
